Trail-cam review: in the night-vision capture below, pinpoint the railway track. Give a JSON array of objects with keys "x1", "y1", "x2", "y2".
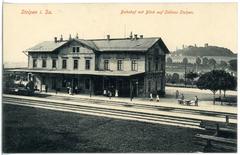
[
  {"x1": 3, "y1": 96, "x2": 203, "y2": 129},
  {"x1": 3, "y1": 95, "x2": 237, "y2": 129},
  {"x1": 41, "y1": 95, "x2": 238, "y2": 119}
]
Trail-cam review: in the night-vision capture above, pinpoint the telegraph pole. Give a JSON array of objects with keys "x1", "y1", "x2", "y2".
[{"x1": 184, "y1": 62, "x2": 187, "y2": 87}]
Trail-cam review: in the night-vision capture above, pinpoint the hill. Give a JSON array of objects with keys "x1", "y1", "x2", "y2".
[{"x1": 172, "y1": 45, "x2": 235, "y2": 57}]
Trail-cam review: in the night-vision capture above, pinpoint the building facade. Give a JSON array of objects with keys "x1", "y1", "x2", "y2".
[{"x1": 12, "y1": 34, "x2": 169, "y2": 98}]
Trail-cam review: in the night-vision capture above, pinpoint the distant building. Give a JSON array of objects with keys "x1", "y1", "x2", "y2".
[{"x1": 9, "y1": 34, "x2": 170, "y2": 97}]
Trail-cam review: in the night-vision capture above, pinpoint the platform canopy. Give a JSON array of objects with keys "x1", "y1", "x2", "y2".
[{"x1": 7, "y1": 68, "x2": 145, "y2": 77}]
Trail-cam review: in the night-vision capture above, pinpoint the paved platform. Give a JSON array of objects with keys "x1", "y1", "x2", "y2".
[
  {"x1": 3, "y1": 92, "x2": 237, "y2": 125},
  {"x1": 34, "y1": 88, "x2": 237, "y2": 115}
]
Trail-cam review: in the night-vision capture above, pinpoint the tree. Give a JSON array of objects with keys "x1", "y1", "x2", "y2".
[
  {"x1": 202, "y1": 57, "x2": 209, "y2": 65},
  {"x1": 196, "y1": 70, "x2": 223, "y2": 104},
  {"x1": 185, "y1": 72, "x2": 198, "y2": 87},
  {"x1": 219, "y1": 71, "x2": 237, "y2": 97},
  {"x1": 167, "y1": 57, "x2": 173, "y2": 64},
  {"x1": 165, "y1": 73, "x2": 172, "y2": 83},
  {"x1": 196, "y1": 57, "x2": 201, "y2": 65},
  {"x1": 182, "y1": 57, "x2": 188, "y2": 64},
  {"x1": 197, "y1": 70, "x2": 237, "y2": 104},
  {"x1": 171, "y1": 73, "x2": 180, "y2": 84},
  {"x1": 182, "y1": 58, "x2": 188, "y2": 86},
  {"x1": 195, "y1": 57, "x2": 201, "y2": 72},
  {"x1": 209, "y1": 58, "x2": 216, "y2": 69},
  {"x1": 219, "y1": 60, "x2": 227, "y2": 69},
  {"x1": 229, "y1": 59, "x2": 237, "y2": 72}
]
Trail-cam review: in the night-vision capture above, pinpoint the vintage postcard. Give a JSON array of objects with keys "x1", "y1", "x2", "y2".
[{"x1": 2, "y1": 2, "x2": 238, "y2": 153}]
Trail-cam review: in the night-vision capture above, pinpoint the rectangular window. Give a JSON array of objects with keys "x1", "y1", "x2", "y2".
[
  {"x1": 52, "y1": 59, "x2": 56, "y2": 68},
  {"x1": 85, "y1": 79, "x2": 90, "y2": 90},
  {"x1": 76, "y1": 47, "x2": 80, "y2": 52},
  {"x1": 148, "y1": 59, "x2": 151, "y2": 72},
  {"x1": 72, "y1": 47, "x2": 76, "y2": 53},
  {"x1": 117, "y1": 60, "x2": 123, "y2": 71},
  {"x1": 33, "y1": 59, "x2": 37, "y2": 68},
  {"x1": 104, "y1": 60, "x2": 109, "y2": 70},
  {"x1": 42, "y1": 59, "x2": 47, "y2": 68},
  {"x1": 131, "y1": 60, "x2": 137, "y2": 71},
  {"x1": 85, "y1": 60, "x2": 90, "y2": 70},
  {"x1": 155, "y1": 58, "x2": 159, "y2": 71},
  {"x1": 62, "y1": 59, "x2": 67, "y2": 69},
  {"x1": 73, "y1": 59, "x2": 78, "y2": 69},
  {"x1": 161, "y1": 57, "x2": 165, "y2": 71}
]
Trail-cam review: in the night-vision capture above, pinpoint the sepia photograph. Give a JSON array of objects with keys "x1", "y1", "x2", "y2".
[{"x1": 2, "y1": 2, "x2": 238, "y2": 153}]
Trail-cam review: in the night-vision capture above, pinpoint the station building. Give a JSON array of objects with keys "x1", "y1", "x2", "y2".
[{"x1": 10, "y1": 34, "x2": 170, "y2": 97}]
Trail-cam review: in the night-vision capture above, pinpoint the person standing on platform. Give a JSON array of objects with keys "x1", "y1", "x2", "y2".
[
  {"x1": 45, "y1": 84, "x2": 48, "y2": 93},
  {"x1": 194, "y1": 96, "x2": 198, "y2": 106},
  {"x1": 156, "y1": 94, "x2": 160, "y2": 102},
  {"x1": 150, "y1": 93, "x2": 153, "y2": 101},
  {"x1": 109, "y1": 90, "x2": 112, "y2": 99},
  {"x1": 175, "y1": 90, "x2": 179, "y2": 99},
  {"x1": 181, "y1": 94, "x2": 184, "y2": 100}
]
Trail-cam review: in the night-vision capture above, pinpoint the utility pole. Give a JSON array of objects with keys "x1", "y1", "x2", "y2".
[
  {"x1": 90, "y1": 77, "x2": 92, "y2": 98},
  {"x1": 184, "y1": 62, "x2": 187, "y2": 87},
  {"x1": 130, "y1": 79, "x2": 133, "y2": 101}
]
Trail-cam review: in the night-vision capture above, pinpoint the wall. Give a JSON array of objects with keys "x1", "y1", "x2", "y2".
[
  {"x1": 144, "y1": 42, "x2": 166, "y2": 96},
  {"x1": 97, "y1": 53, "x2": 145, "y2": 72},
  {"x1": 28, "y1": 40, "x2": 96, "y2": 71}
]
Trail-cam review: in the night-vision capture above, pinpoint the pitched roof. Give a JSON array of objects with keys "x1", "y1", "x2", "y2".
[
  {"x1": 27, "y1": 41, "x2": 67, "y2": 52},
  {"x1": 91, "y1": 38, "x2": 159, "y2": 52},
  {"x1": 26, "y1": 37, "x2": 169, "y2": 53}
]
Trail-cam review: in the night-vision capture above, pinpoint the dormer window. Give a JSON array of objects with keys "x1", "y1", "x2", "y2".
[{"x1": 72, "y1": 46, "x2": 80, "y2": 53}]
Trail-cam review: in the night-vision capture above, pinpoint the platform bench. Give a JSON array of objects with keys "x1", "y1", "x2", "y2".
[{"x1": 195, "y1": 134, "x2": 237, "y2": 152}]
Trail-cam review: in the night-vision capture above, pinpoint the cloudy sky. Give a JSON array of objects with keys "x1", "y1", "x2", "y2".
[{"x1": 3, "y1": 3, "x2": 237, "y2": 63}]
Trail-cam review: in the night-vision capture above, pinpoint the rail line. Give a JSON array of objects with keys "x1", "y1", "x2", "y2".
[{"x1": 3, "y1": 97, "x2": 204, "y2": 129}]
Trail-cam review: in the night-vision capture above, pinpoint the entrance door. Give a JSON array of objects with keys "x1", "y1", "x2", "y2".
[
  {"x1": 73, "y1": 78, "x2": 78, "y2": 87},
  {"x1": 52, "y1": 77, "x2": 57, "y2": 89},
  {"x1": 131, "y1": 79, "x2": 139, "y2": 97}
]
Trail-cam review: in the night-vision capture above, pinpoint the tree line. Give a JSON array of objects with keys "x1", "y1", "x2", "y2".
[
  {"x1": 166, "y1": 70, "x2": 237, "y2": 104},
  {"x1": 167, "y1": 57, "x2": 237, "y2": 71}
]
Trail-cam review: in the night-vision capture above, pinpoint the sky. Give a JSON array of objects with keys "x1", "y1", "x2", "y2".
[{"x1": 3, "y1": 3, "x2": 238, "y2": 63}]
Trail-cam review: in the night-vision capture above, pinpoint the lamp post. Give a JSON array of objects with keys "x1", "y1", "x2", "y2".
[
  {"x1": 136, "y1": 81, "x2": 138, "y2": 97},
  {"x1": 89, "y1": 77, "x2": 92, "y2": 98},
  {"x1": 130, "y1": 80, "x2": 133, "y2": 101}
]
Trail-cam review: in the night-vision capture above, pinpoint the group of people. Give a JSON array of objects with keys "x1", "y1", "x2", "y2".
[
  {"x1": 175, "y1": 90, "x2": 198, "y2": 106},
  {"x1": 67, "y1": 86, "x2": 80, "y2": 95},
  {"x1": 175, "y1": 90, "x2": 184, "y2": 100},
  {"x1": 103, "y1": 89, "x2": 119, "y2": 99},
  {"x1": 149, "y1": 93, "x2": 160, "y2": 102}
]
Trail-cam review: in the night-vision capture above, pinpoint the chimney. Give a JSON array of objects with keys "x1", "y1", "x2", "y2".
[
  {"x1": 54, "y1": 37, "x2": 57, "y2": 43},
  {"x1": 69, "y1": 34, "x2": 72, "y2": 40},
  {"x1": 76, "y1": 33, "x2": 79, "y2": 39},
  {"x1": 139, "y1": 35, "x2": 143, "y2": 39},
  {"x1": 129, "y1": 32, "x2": 133, "y2": 39},
  {"x1": 60, "y1": 35, "x2": 63, "y2": 41},
  {"x1": 107, "y1": 34, "x2": 110, "y2": 40},
  {"x1": 134, "y1": 34, "x2": 138, "y2": 40}
]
